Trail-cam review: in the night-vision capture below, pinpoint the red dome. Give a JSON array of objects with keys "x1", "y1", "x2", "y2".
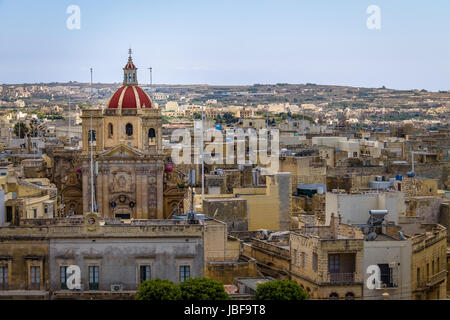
[
  {"x1": 107, "y1": 85, "x2": 152, "y2": 109},
  {"x1": 124, "y1": 61, "x2": 136, "y2": 69}
]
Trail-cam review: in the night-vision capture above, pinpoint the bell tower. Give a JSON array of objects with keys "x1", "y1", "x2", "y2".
[{"x1": 123, "y1": 48, "x2": 138, "y2": 85}]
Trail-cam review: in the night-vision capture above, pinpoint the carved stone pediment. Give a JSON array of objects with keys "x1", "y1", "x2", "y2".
[{"x1": 97, "y1": 143, "x2": 145, "y2": 159}]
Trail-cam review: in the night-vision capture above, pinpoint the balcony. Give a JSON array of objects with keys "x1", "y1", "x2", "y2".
[
  {"x1": 327, "y1": 272, "x2": 355, "y2": 284},
  {"x1": 427, "y1": 270, "x2": 447, "y2": 287},
  {"x1": 416, "y1": 270, "x2": 447, "y2": 290}
]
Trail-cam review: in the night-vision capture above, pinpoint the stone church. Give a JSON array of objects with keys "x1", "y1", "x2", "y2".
[{"x1": 80, "y1": 50, "x2": 164, "y2": 219}]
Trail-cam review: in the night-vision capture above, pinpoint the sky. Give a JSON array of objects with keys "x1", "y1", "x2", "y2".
[{"x1": 0, "y1": 0, "x2": 449, "y2": 91}]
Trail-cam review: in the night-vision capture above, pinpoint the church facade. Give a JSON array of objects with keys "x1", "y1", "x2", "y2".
[{"x1": 81, "y1": 51, "x2": 164, "y2": 219}]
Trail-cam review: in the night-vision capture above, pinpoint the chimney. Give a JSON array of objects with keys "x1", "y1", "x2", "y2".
[{"x1": 330, "y1": 213, "x2": 340, "y2": 239}]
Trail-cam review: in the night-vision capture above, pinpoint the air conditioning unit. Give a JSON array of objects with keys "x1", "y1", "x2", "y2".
[{"x1": 111, "y1": 284, "x2": 123, "y2": 292}]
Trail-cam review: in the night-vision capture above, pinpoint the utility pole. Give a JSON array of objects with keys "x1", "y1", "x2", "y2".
[
  {"x1": 302, "y1": 103, "x2": 305, "y2": 135},
  {"x1": 90, "y1": 67, "x2": 93, "y2": 101},
  {"x1": 68, "y1": 94, "x2": 71, "y2": 145},
  {"x1": 201, "y1": 104, "x2": 205, "y2": 201},
  {"x1": 148, "y1": 67, "x2": 152, "y2": 88}
]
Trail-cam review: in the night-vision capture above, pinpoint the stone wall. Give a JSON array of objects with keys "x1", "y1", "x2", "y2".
[
  {"x1": 203, "y1": 198, "x2": 248, "y2": 232},
  {"x1": 406, "y1": 197, "x2": 443, "y2": 223},
  {"x1": 205, "y1": 260, "x2": 257, "y2": 285}
]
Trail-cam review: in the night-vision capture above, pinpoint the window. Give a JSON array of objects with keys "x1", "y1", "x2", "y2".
[
  {"x1": 417, "y1": 268, "x2": 420, "y2": 283},
  {"x1": 179, "y1": 265, "x2": 190, "y2": 282},
  {"x1": 426, "y1": 263, "x2": 429, "y2": 280},
  {"x1": 88, "y1": 130, "x2": 96, "y2": 142},
  {"x1": 437, "y1": 258, "x2": 440, "y2": 273},
  {"x1": 432, "y1": 260, "x2": 435, "y2": 275},
  {"x1": 139, "y1": 265, "x2": 151, "y2": 283},
  {"x1": 89, "y1": 266, "x2": 99, "y2": 290},
  {"x1": 108, "y1": 123, "x2": 113, "y2": 137},
  {"x1": 33, "y1": 208, "x2": 37, "y2": 219},
  {"x1": 312, "y1": 253, "x2": 318, "y2": 272},
  {"x1": 6, "y1": 206, "x2": 12, "y2": 222},
  {"x1": 378, "y1": 264, "x2": 395, "y2": 287},
  {"x1": 302, "y1": 253, "x2": 306, "y2": 268},
  {"x1": 328, "y1": 254, "x2": 340, "y2": 273},
  {"x1": 0, "y1": 265, "x2": 8, "y2": 290},
  {"x1": 148, "y1": 128, "x2": 156, "y2": 138},
  {"x1": 60, "y1": 266, "x2": 68, "y2": 290},
  {"x1": 30, "y1": 266, "x2": 40, "y2": 290},
  {"x1": 125, "y1": 123, "x2": 133, "y2": 136},
  {"x1": 44, "y1": 207, "x2": 48, "y2": 214},
  {"x1": 293, "y1": 250, "x2": 298, "y2": 266},
  {"x1": 148, "y1": 128, "x2": 156, "y2": 145}
]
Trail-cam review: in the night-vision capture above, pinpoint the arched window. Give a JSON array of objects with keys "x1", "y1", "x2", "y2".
[
  {"x1": 345, "y1": 292, "x2": 355, "y2": 300},
  {"x1": 88, "y1": 130, "x2": 96, "y2": 142},
  {"x1": 148, "y1": 128, "x2": 156, "y2": 145},
  {"x1": 108, "y1": 123, "x2": 113, "y2": 137},
  {"x1": 125, "y1": 123, "x2": 133, "y2": 136},
  {"x1": 329, "y1": 292, "x2": 339, "y2": 300},
  {"x1": 148, "y1": 128, "x2": 156, "y2": 138}
]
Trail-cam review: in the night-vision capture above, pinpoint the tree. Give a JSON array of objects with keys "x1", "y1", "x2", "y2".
[
  {"x1": 222, "y1": 112, "x2": 238, "y2": 124},
  {"x1": 179, "y1": 277, "x2": 229, "y2": 300},
  {"x1": 255, "y1": 280, "x2": 308, "y2": 300},
  {"x1": 14, "y1": 122, "x2": 28, "y2": 139},
  {"x1": 135, "y1": 279, "x2": 181, "y2": 300}
]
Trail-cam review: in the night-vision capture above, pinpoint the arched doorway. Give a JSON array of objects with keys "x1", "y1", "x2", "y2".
[
  {"x1": 345, "y1": 292, "x2": 355, "y2": 300},
  {"x1": 329, "y1": 292, "x2": 339, "y2": 300}
]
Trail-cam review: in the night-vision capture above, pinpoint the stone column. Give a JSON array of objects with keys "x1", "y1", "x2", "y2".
[
  {"x1": 96, "y1": 165, "x2": 103, "y2": 217},
  {"x1": 103, "y1": 166, "x2": 109, "y2": 217},
  {"x1": 142, "y1": 167, "x2": 149, "y2": 219},
  {"x1": 136, "y1": 166, "x2": 143, "y2": 219},
  {"x1": 156, "y1": 160, "x2": 164, "y2": 219},
  {"x1": 82, "y1": 161, "x2": 89, "y2": 213}
]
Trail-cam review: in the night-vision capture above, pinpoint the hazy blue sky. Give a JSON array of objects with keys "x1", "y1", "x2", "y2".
[{"x1": 0, "y1": 0, "x2": 449, "y2": 90}]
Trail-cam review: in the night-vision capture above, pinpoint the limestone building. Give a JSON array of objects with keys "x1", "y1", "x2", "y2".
[
  {"x1": 81, "y1": 50, "x2": 164, "y2": 219},
  {"x1": 290, "y1": 216, "x2": 365, "y2": 300}
]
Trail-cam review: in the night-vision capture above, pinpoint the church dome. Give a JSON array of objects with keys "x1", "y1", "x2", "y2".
[
  {"x1": 107, "y1": 49, "x2": 152, "y2": 109},
  {"x1": 107, "y1": 85, "x2": 152, "y2": 109}
]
